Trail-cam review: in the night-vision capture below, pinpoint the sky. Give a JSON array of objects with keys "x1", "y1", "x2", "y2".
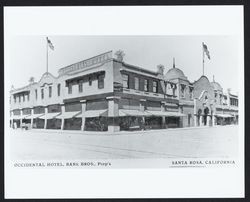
[{"x1": 9, "y1": 35, "x2": 240, "y2": 93}]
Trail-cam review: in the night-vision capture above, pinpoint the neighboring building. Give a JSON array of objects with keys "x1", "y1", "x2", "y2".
[{"x1": 9, "y1": 50, "x2": 239, "y2": 132}]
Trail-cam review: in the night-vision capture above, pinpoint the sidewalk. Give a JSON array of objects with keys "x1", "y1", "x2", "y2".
[{"x1": 16, "y1": 124, "x2": 238, "y2": 136}]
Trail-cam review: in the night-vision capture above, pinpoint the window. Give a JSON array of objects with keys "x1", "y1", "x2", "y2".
[
  {"x1": 57, "y1": 84, "x2": 61, "y2": 96},
  {"x1": 122, "y1": 74, "x2": 129, "y2": 89},
  {"x1": 134, "y1": 77, "x2": 139, "y2": 90},
  {"x1": 19, "y1": 96, "x2": 21, "y2": 103},
  {"x1": 180, "y1": 84, "x2": 186, "y2": 97},
  {"x1": 144, "y1": 79, "x2": 149, "y2": 91},
  {"x1": 41, "y1": 89, "x2": 44, "y2": 99},
  {"x1": 79, "y1": 81, "x2": 83, "y2": 93},
  {"x1": 49, "y1": 86, "x2": 52, "y2": 98},
  {"x1": 68, "y1": 84, "x2": 72, "y2": 94},
  {"x1": 27, "y1": 94, "x2": 30, "y2": 101},
  {"x1": 153, "y1": 81, "x2": 158, "y2": 93},
  {"x1": 89, "y1": 77, "x2": 92, "y2": 86},
  {"x1": 14, "y1": 96, "x2": 16, "y2": 103},
  {"x1": 189, "y1": 87, "x2": 194, "y2": 99},
  {"x1": 23, "y1": 94, "x2": 25, "y2": 102},
  {"x1": 98, "y1": 74, "x2": 104, "y2": 89},
  {"x1": 35, "y1": 89, "x2": 38, "y2": 100}
]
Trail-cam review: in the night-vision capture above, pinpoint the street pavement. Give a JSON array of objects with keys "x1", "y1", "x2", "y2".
[{"x1": 9, "y1": 125, "x2": 239, "y2": 160}]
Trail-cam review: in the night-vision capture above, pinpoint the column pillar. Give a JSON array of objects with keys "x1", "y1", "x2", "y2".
[
  {"x1": 80, "y1": 100, "x2": 87, "y2": 131},
  {"x1": 30, "y1": 108, "x2": 34, "y2": 129},
  {"x1": 212, "y1": 115, "x2": 216, "y2": 126},
  {"x1": 199, "y1": 115, "x2": 203, "y2": 126},
  {"x1": 61, "y1": 104, "x2": 65, "y2": 130},
  {"x1": 206, "y1": 116, "x2": 210, "y2": 126},
  {"x1": 44, "y1": 107, "x2": 48, "y2": 129},
  {"x1": 20, "y1": 108, "x2": 23, "y2": 128},
  {"x1": 107, "y1": 96, "x2": 120, "y2": 132},
  {"x1": 194, "y1": 115, "x2": 197, "y2": 127},
  {"x1": 161, "y1": 101, "x2": 166, "y2": 129},
  {"x1": 140, "y1": 99, "x2": 146, "y2": 130},
  {"x1": 178, "y1": 105, "x2": 183, "y2": 128}
]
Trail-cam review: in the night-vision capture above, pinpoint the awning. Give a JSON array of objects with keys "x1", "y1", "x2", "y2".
[
  {"x1": 147, "y1": 110, "x2": 186, "y2": 117},
  {"x1": 11, "y1": 114, "x2": 31, "y2": 119},
  {"x1": 75, "y1": 110, "x2": 107, "y2": 118},
  {"x1": 119, "y1": 109, "x2": 151, "y2": 117},
  {"x1": 39, "y1": 112, "x2": 61, "y2": 119},
  {"x1": 215, "y1": 114, "x2": 233, "y2": 118},
  {"x1": 57, "y1": 111, "x2": 81, "y2": 119},
  {"x1": 25, "y1": 113, "x2": 44, "y2": 119}
]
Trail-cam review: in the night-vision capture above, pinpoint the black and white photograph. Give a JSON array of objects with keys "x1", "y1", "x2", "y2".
[{"x1": 4, "y1": 6, "x2": 244, "y2": 198}]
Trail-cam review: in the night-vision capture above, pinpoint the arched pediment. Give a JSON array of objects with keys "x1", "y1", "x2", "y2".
[
  {"x1": 38, "y1": 72, "x2": 57, "y2": 87},
  {"x1": 193, "y1": 76, "x2": 214, "y2": 99}
]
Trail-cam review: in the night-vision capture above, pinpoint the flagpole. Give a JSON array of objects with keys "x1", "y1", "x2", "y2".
[
  {"x1": 202, "y1": 42, "x2": 205, "y2": 76},
  {"x1": 46, "y1": 37, "x2": 48, "y2": 74}
]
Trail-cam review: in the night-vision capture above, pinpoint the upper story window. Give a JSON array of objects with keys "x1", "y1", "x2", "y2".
[
  {"x1": 79, "y1": 81, "x2": 83, "y2": 93},
  {"x1": 49, "y1": 86, "x2": 52, "y2": 98},
  {"x1": 219, "y1": 94, "x2": 222, "y2": 104},
  {"x1": 134, "y1": 77, "x2": 139, "y2": 90},
  {"x1": 23, "y1": 94, "x2": 25, "y2": 102},
  {"x1": 189, "y1": 86, "x2": 194, "y2": 99},
  {"x1": 144, "y1": 79, "x2": 149, "y2": 92},
  {"x1": 41, "y1": 89, "x2": 44, "y2": 99},
  {"x1": 35, "y1": 89, "x2": 38, "y2": 100},
  {"x1": 89, "y1": 77, "x2": 92, "y2": 86},
  {"x1": 57, "y1": 84, "x2": 61, "y2": 96},
  {"x1": 14, "y1": 96, "x2": 16, "y2": 103},
  {"x1": 122, "y1": 74, "x2": 129, "y2": 89},
  {"x1": 68, "y1": 84, "x2": 72, "y2": 94},
  {"x1": 27, "y1": 94, "x2": 30, "y2": 101},
  {"x1": 153, "y1": 81, "x2": 158, "y2": 93},
  {"x1": 98, "y1": 74, "x2": 104, "y2": 89},
  {"x1": 170, "y1": 83, "x2": 176, "y2": 96},
  {"x1": 180, "y1": 84, "x2": 186, "y2": 98},
  {"x1": 19, "y1": 96, "x2": 21, "y2": 103}
]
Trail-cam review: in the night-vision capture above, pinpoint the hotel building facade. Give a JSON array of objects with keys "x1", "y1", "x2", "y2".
[{"x1": 9, "y1": 51, "x2": 239, "y2": 132}]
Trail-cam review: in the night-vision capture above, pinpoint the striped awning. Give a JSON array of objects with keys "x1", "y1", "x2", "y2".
[
  {"x1": 24, "y1": 113, "x2": 44, "y2": 119},
  {"x1": 75, "y1": 110, "x2": 108, "y2": 118},
  {"x1": 146, "y1": 110, "x2": 186, "y2": 117},
  {"x1": 119, "y1": 109, "x2": 151, "y2": 117},
  {"x1": 215, "y1": 114, "x2": 233, "y2": 118},
  {"x1": 39, "y1": 112, "x2": 61, "y2": 119},
  {"x1": 11, "y1": 114, "x2": 31, "y2": 119},
  {"x1": 57, "y1": 111, "x2": 81, "y2": 119}
]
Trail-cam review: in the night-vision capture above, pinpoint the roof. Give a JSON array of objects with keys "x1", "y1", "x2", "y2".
[
  {"x1": 165, "y1": 67, "x2": 187, "y2": 81},
  {"x1": 210, "y1": 81, "x2": 223, "y2": 91}
]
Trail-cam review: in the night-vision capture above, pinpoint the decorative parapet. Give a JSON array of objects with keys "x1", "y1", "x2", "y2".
[{"x1": 58, "y1": 51, "x2": 113, "y2": 76}]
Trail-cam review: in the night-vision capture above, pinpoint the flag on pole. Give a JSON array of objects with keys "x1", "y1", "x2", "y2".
[
  {"x1": 202, "y1": 42, "x2": 210, "y2": 59},
  {"x1": 47, "y1": 37, "x2": 54, "y2": 50}
]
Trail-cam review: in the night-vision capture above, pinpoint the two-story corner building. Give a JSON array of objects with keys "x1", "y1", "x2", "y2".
[{"x1": 9, "y1": 50, "x2": 239, "y2": 132}]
